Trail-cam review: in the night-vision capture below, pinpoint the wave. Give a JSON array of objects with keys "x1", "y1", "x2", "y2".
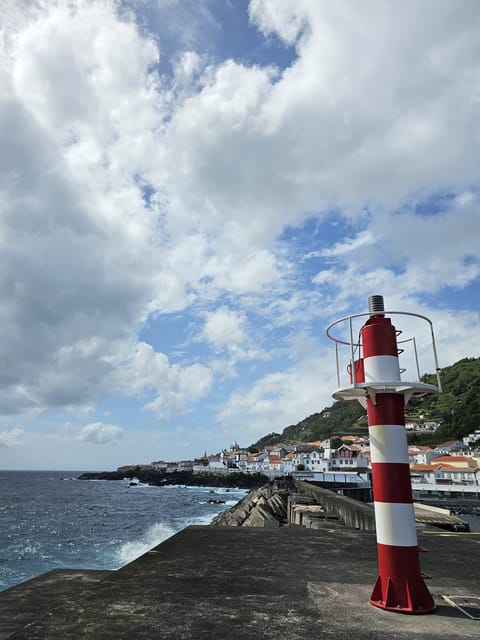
[
  {"x1": 192, "y1": 514, "x2": 217, "y2": 525},
  {"x1": 116, "y1": 522, "x2": 176, "y2": 566}
]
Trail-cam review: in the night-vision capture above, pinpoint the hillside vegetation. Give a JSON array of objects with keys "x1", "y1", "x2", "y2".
[
  {"x1": 251, "y1": 357, "x2": 480, "y2": 449},
  {"x1": 410, "y1": 357, "x2": 480, "y2": 444}
]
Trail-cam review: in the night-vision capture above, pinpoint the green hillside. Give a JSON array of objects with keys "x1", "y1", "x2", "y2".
[
  {"x1": 252, "y1": 401, "x2": 367, "y2": 448},
  {"x1": 409, "y1": 357, "x2": 480, "y2": 444},
  {"x1": 251, "y1": 357, "x2": 480, "y2": 449}
]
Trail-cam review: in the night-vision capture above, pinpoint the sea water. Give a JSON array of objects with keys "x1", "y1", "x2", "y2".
[{"x1": 0, "y1": 470, "x2": 247, "y2": 592}]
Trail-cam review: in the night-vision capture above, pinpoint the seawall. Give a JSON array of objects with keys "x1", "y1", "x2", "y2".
[
  {"x1": 212, "y1": 480, "x2": 375, "y2": 530},
  {"x1": 212, "y1": 481, "x2": 469, "y2": 532}
]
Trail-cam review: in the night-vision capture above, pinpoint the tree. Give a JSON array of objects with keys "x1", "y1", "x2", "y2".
[{"x1": 330, "y1": 437, "x2": 343, "y2": 449}]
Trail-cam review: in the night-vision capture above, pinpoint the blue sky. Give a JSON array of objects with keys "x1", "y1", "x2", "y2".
[{"x1": 1, "y1": 0, "x2": 479, "y2": 470}]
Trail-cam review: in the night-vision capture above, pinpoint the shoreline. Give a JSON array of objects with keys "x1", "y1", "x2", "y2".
[{"x1": 77, "y1": 469, "x2": 269, "y2": 490}]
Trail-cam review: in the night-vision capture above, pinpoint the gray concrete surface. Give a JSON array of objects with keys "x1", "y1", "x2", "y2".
[
  {"x1": 1, "y1": 526, "x2": 479, "y2": 639},
  {"x1": 0, "y1": 569, "x2": 112, "y2": 640}
]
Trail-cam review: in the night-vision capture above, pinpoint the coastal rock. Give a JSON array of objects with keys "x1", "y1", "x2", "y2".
[{"x1": 77, "y1": 470, "x2": 268, "y2": 490}]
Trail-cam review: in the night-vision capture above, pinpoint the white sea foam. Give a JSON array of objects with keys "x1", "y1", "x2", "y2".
[
  {"x1": 117, "y1": 522, "x2": 176, "y2": 565},
  {"x1": 193, "y1": 514, "x2": 216, "y2": 525},
  {"x1": 18, "y1": 542, "x2": 41, "y2": 557}
]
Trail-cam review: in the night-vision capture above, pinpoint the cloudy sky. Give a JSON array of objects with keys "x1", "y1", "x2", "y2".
[{"x1": 1, "y1": 0, "x2": 479, "y2": 470}]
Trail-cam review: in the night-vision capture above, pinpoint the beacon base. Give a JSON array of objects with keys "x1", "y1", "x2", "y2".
[{"x1": 370, "y1": 574, "x2": 437, "y2": 614}]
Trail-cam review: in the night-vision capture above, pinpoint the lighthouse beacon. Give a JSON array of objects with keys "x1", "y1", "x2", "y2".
[{"x1": 326, "y1": 295, "x2": 442, "y2": 614}]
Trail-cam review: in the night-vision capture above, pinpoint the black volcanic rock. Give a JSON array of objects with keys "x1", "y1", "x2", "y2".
[
  {"x1": 77, "y1": 472, "x2": 125, "y2": 481},
  {"x1": 77, "y1": 469, "x2": 268, "y2": 489}
]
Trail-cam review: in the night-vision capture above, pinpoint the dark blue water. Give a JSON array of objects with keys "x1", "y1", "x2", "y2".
[
  {"x1": 456, "y1": 512, "x2": 480, "y2": 532},
  {"x1": 0, "y1": 471, "x2": 246, "y2": 591}
]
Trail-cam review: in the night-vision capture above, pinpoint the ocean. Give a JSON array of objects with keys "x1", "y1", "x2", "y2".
[{"x1": 0, "y1": 470, "x2": 247, "y2": 592}]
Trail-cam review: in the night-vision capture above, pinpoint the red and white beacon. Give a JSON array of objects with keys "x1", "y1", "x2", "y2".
[{"x1": 326, "y1": 295, "x2": 442, "y2": 614}]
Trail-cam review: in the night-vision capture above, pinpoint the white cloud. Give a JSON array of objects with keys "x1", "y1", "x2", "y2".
[
  {"x1": 249, "y1": 0, "x2": 306, "y2": 46},
  {"x1": 0, "y1": 427, "x2": 24, "y2": 447},
  {"x1": 202, "y1": 308, "x2": 246, "y2": 350},
  {"x1": 79, "y1": 422, "x2": 123, "y2": 445},
  {"x1": 311, "y1": 191, "x2": 480, "y2": 314},
  {"x1": 217, "y1": 339, "x2": 335, "y2": 440},
  {"x1": 0, "y1": 0, "x2": 479, "y2": 467},
  {"x1": 0, "y1": 1, "x2": 163, "y2": 416},
  {"x1": 321, "y1": 230, "x2": 376, "y2": 258},
  {"x1": 114, "y1": 343, "x2": 212, "y2": 417}
]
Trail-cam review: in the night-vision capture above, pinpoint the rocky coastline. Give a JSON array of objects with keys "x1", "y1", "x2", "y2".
[{"x1": 77, "y1": 469, "x2": 269, "y2": 490}]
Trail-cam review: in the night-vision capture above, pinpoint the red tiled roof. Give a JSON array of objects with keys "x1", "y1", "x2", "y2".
[
  {"x1": 433, "y1": 463, "x2": 462, "y2": 470},
  {"x1": 408, "y1": 445, "x2": 433, "y2": 453},
  {"x1": 410, "y1": 464, "x2": 435, "y2": 472},
  {"x1": 431, "y1": 456, "x2": 474, "y2": 463}
]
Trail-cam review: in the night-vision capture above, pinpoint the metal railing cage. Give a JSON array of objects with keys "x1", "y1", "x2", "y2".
[{"x1": 325, "y1": 310, "x2": 442, "y2": 400}]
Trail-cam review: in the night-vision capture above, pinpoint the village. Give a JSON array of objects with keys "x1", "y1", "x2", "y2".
[{"x1": 117, "y1": 427, "x2": 480, "y2": 493}]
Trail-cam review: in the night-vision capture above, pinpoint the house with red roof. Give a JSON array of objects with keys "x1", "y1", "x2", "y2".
[
  {"x1": 407, "y1": 445, "x2": 437, "y2": 466},
  {"x1": 433, "y1": 440, "x2": 465, "y2": 454},
  {"x1": 411, "y1": 457, "x2": 479, "y2": 486}
]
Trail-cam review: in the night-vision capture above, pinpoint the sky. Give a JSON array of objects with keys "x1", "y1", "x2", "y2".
[{"x1": 0, "y1": 0, "x2": 479, "y2": 470}]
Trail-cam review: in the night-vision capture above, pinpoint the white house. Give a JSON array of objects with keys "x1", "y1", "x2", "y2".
[
  {"x1": 244, "y1": 452, "x2": 266, "y2": 473},
  {"x1": 411, "y1": 461, "x2": 479, "y2": 486},
  {"x1": 433, "y1": 440, "x2": 465, "y2": 455},
  {"x1": 407, "y1": 445, "x2": 437, "y2": 466},
  {"x1": 292, "y1": 449, "x2": 334, "y2": 473},
  {"x1": 177, "y1": 460, "x2": 194, "y2": 471},
  {"x1": 151, "y1": 461, "x2": 168, "y2": 472},
  {"x1": 283, "y1": 452, "x2": 294, "y2": 474},
  {"x1": 206, "y1": 454, "x2": 228, "y2": 471},
  {"x1": 463, "y1": 429, "x2": 480, "y2": 447},
  {"x1": 264, "y1": 455, "x2": 284, "y2": 474},
  {"x1": 330, "y1": 444, "x2": 368, "y2": 470}
]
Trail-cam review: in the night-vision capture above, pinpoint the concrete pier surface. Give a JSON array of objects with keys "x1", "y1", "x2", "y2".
[{"x1": 1, "y1": 525, "x2": 479, "y2": 639}]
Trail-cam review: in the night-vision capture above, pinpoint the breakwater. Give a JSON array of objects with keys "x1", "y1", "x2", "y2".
[
  {"x1": 212, "y1": 481, "x2": 471, "y2": 532},
  {"x1": 211, "y1": 480, "x2": 374, "y2": 530},
  {"x1": 211, "y1": 485, "x2": 289, "y2": 527}
]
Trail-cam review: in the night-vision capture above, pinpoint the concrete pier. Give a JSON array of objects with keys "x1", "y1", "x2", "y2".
[
  {"x1": 414, "y1": 503, "x2": 471, "y2": 531},
  {"x1": 1, "y1": 525, "x2": 479, "y2": 639}
]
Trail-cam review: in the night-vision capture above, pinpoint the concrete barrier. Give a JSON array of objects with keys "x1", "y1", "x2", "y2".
[
  {"x1": 211, "y1": 486, "x2": 289, "y2": 527},
  {"x1": 295, "y1": 481, "x2": 376, "y2": 530},
  {"x1": 211, "y1": 481, "x2": 375, "y2": 530}
]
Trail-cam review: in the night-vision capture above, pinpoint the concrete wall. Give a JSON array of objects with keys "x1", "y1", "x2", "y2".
[{"x1": 294, "y1": 481, "x2": 376, "y2": 530}]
